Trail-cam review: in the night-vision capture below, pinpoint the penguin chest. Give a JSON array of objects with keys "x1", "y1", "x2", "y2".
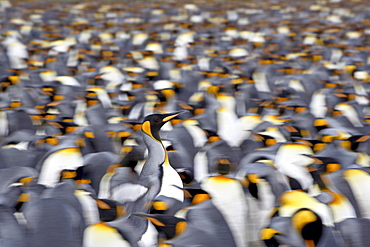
[
  {"x1": 0, "y1": 111, "x2": 8, "y2": 137},
  {"x1": 217, "y1": 107, "x2": 244, "y2": 147},
  {"x1": 157, "y1": 163, "x2": 184, "y2": 202},
  {"x1": 201, "y1": 176, "x2": 248, "y2": 247},
  {"x1": 74, "y1": 190, "x2": 100, "y2": 226},
  {"x1": 83, "y1": 223, "x2": 131, "y2": 247},
  {"x1": 343, "y1": 169, "x2": 370, "y2": 219}
]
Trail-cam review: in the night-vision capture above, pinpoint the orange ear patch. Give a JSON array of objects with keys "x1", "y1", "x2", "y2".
[{"x1": 142, "y1": 121, "x2": 152, "y2": 137}]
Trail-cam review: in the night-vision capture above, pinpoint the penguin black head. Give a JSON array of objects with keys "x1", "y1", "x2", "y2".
[
  {"x1": 288, "y1": 176, "x2": 304, "y2": 191},
  {"x1": 313, "y1": 118, "x2": 328, "y2": 132},
  {"x1": 149, "y1": 195, "x2": 185, "y2": 215},
  {"x1": 292, "y1": 208, "x2": 323, "y2": 246},
  {"x1": 134, "y1": 213, "x2": 187, "y2": 240},
  {"x1": 0, "y1": 75, "x2": 17, "y2": 92},
  {"x1": 176, "y1": 168, "x2": 194, "y2": 184},
  {"x1": 202, "y1": 129, "x2": 220, "y2": 143},
  {"x1": 203, "y1": 129, "x2": 218, "y2": 137},
  {"x1": 341, "y1": 135, "x2": 370, "y2": 152},
  {"x1": 216, "y1": 158, "x2": 231, "y2": 175},
  {"x1": 306, "y1": 155, "x2": 341, "y2": 175},
  {"x1": 261, "y1": 227, "x2": 281, "y2": 247},
  {"x1": 96, "y1": 199, "x2": 126, "y2": 222},
  {"x1": 244, "y1": 170, "x2": 264, "y2": 199},
  {"x1": 74, "y1": 166, "x2": 93, "y2": 186},
  {"x1": 142, "y1": 111, "x2": 187, "y2": 141}
]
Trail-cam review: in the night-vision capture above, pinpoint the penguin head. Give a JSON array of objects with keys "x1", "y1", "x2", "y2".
[
  {"x1": 149, "y1": 195, "x2": 185, "y2": 215},
  {"x1": 295, "y1": 138, "x2": 326, "y2": 153},
  {"x1": 202, "y1": 129, "x2": 220, "y2": 143},
  {"x1": 261, "y1": 227, "x2": 282, "y2": 247},
  {"x1": 247, "y1": 178, "x2": 259, "y2": 200},
  {"x1": 135, "y1": 213, "x2": 187, "y2": 240},
  {"x1": 0, "y1": 75, "x2": 18, "y2": 92},
  {"x1": 306, "y1": 155, "x2": 341, "y2": 178},
  {"x1": 291, "y1": 208, "x2": 323, "y2": 246},
  {"x1": 8, "y1": 176, "x2": 37, "y2": 211},
  {"x1": 141, "y1": 111, "x2": 187, "y2": 141},
  {"x1": 74, "y1": 166, "x2": 92, "y2": 186},
  {"x1": 96, "y1": 199, "x2": 126, "y2": 222},
  {"x1": 181, "y1": 186, "x2": 211, "y2": 205},
  {"x1": 216, "y1": 158, "x2": 231, "y2": 175},
  {"x1": 340, "y1": 135, "x2": 370, "y2": 151},
  {"x1": 252, "y1": 133, "x2": 277, "y2": 147},
  {"x1": 176, "y1": 168, "x2": 194, "y2": 184}
]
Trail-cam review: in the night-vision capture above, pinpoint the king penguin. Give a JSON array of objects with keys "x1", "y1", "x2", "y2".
[
  {"x1": 83, "y1": 111, "x2": 186, "y2": 247},
  {"x1": 200, "y1": 158, "x2": 248, "y2": 247},
  {"x1": 139, "y1": 111, "x2": 185, "y2": 202}
]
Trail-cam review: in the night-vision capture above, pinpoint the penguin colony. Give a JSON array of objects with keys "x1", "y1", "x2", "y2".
[{"x1": 1, "y1": 0, "x2": 370, "y2": 246}]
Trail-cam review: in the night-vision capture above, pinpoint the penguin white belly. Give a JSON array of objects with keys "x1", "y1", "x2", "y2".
[
  {"x1": 256, "y1": 180, "x2": 275, "y2": 223},
  {"x1": 75, "y1": 190, "x2": 100, "y2": 226},
  {"x1": 356, "y1": 152, "x2": 369, "y2": 167},
  {"x1": 74, "y1": 100, "x2": 88, "y2": 127},
  {"x1": 217, "y1": 108, "x2": 244, "y2": 147},
  {"x1": 343, "y1": 169, "x2": 370, "y2": 219},
  {"x1": 252, "y1": 71, "x2": 270, "y2": 93},
  {"x1": 143, "y1": 101, "x2": 157, "y2": 117},
  {"x1": 309, "y1": 91, "x2": 327, "y2": 118},
  {"x1": 274, "y1": 143, "x2": 314, "y2": 190},
  {"x1": 325, "y1": 190, "x2": 357, "y2": 223},
  {"x1": 335, "y1": 103, "x2": 363, "y2": 127},
  {"x1": 157, "y1": 163, "x2": 184, "y2": 202},
  {"x1": 246, "y1": 193, "x2": 272, "y2": 242},
  {"x1": 0, "y1": 111, "x2": 8, "y2": 137},
  {"x1": 110, "y1": 183, "x2": 148, "y2": 204},
  {"x1": 201, "y1": 176, "x2": 248, "y2": 247},
  {"x1": 193, "y1": 150, "x2": 209, "y2": 183},
  {"x1": 98, "y1": 173, "x2": 114, "y2": 199},
  {"x1": 138, "y1": 220, "x2": 158, "y2": 247},
  {"x1": 239, "y1": 115, "x2": 263, "y2": 140},
  {"x1": 128, "y1": 103, "x2": 145, "y2": 120},
  {"x1": 183, "y1": 120, "x2": 207, "y2": 148}
]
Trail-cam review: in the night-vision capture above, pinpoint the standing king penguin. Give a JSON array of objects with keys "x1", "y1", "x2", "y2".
[
  {"x1": 139, "y1": 111, "x2": 185, "y2": 202},
  {"x1": 83, "y1": 111, "x2": 186, "y2": 247}
]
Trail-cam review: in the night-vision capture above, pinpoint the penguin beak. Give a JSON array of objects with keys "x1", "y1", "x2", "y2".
[
  {"x1": 132, "y1": 212, "x2": 149, "y2": 218},
  {"x1": 172, "y1": 185, "x2": 193, "y2": 197},
  {"x1": 95, "y1": 73, "x2": 104, "y2": 79},
  {"x1": 133, "y1": 213, "x2": 166, "y2": 227},
  {"x1": 162, "y1": 110, "x2": 188, "y2": 123},
  {"x1": 260, "y1": 228, "x2": 282, "y2": 241}
]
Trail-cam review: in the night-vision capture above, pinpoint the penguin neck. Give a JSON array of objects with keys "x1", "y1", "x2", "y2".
[
  {"x1": 140, "y1": 132, "x2": 167, "y2": 178},
  {"x1": 157, "y1": 153, "x2": 184, "y2": 202}
]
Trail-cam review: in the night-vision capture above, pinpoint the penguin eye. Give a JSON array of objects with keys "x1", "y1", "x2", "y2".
[{"x1": 153, "y1": 116, "x2": 161, "y2": 123}]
